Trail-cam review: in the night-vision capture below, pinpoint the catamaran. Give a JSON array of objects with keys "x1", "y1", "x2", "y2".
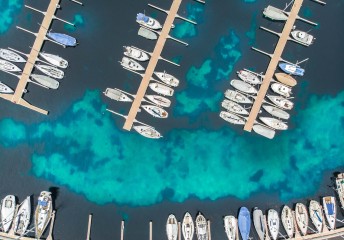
[
  {"x1": 13, "y1": 196, "x2": 31, "y2": 236},
  {"x1": 221, "y1": 99, "x2": 249, "y2": 115},
  {"x1": 39, "y1": 52, "x2": 68, "y2": 69},
  {"x1": 323, "y1": 196, "x2": 336, "y2": 230},
  {"x1": 271, "y1": 83, "x2": 292, "y2": 98},
  {"x1": 262, "y1": 105, "x2": 290, "y2": 120},
  {"x1": 225, "y1": 90, "x2": 252, "y2": 104},
  {"x1": 238, "y1": 207, "x2": 250, "y2": 240},
  {"x1": 133, "y1": 125, "x2": 161, "y2": 139},
  {"x1": 1, "y1": 195, "x2": 16, "y2": 232},
  {"x1": 47, "y1": 32, "x2": 77, "y2": 47},
  {"x1": 267, "y1": 209, "x2": 279, "y2": 240},
  {"x1": 136, "y1": 13, "x2": 162, "y2": 30},
  {"x1": 0, "y1": 82, "x2": 14, "y2": 94},
  {"x1": 35, "y1": 191, "x2": 53, "y2": 239},
  {"x1": 145, "y1": 95, "x2": 171, "y2": 108},
  {"x1": 295, "y1": 203, "x2": 308, "y2": 236},
  {"x1": 182, "y1": 212, "x2": 194, "y2": 240},
  {"x1": 335, "y1": 173, "x2": 344, "y2": 209},
  {"x1": 35, "y1": 64, "x2": 64, "y2": 79},
  {"x1": 141, "y1": 105, "x2": 168, "y2": 118},
  {"x1": 253, "y1": 207, "x2": 265, "y2": 240},
  {"x1": 230, "y1": 80, "x2": 257, "y2": 94},
  {"x1": 281, "y1": 205, "x2": 294, "y2": 238},
  {"x1": 104, "y1": 88, "x2": 132, "y2": 102},
  {"x1": 237, "y1": 70, "x2": 262, "y2": 85},
  {"x1": 275, "y1": 73, "x2": 297, "y2": 87},
  {"x1": 31, "y1": 74, "x2": 59, "y2": 89},
  {"x1": 0, "y1": 48, "x2": 26, "y2": 62},
  {"x1": 154, "y1": 72, "x2": 179, "y2": 87},
  {"x1": 149, "y1": 83, "x2": 174, "y2": 96},
  {"x1": 259, "y1": 117, "x2": 288, "y2": 130},
  {"x1": 266, "y1": 95, "x2": 294, "y2": 110},
  {"x1": 279, "y1": 63, "x2": 305, "y2": 76},
  {"x1": 196, "y1": 212, "x2": 208, "y2": 240},
  {"x1": 120, "y1": 56, "x2": 145, "y2": 71},
  {"x1": 124, "y1": 46, "x2": 150, "y2": 62},
  {"x1": 309, "y1": 200, "x2": 323, "y2": 232},
  {"x1": 166, "y1": 214, "x2": 178, "y2": 240},
  {"x1": 291, "y1": 30, "x2": 314, "y2": 46},
  {"x1": 0, "y1": 59, "x2": 21, "y2": 72},
  {"x1": 223, "y1": 215, "x2": 237, "y2": 240},
  {"x1": 220, "y1": 111, "x2": 245, "y2": 125}
]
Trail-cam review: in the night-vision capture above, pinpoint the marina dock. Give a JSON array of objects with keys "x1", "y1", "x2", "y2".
[
  {"x1": 243, "y1": 0, "x2": 305, "y2": 132},
  {"x1": 122, "y1": 0, "x2": 183, "y2": 131}
]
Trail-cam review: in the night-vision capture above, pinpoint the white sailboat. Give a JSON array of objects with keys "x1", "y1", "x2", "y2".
[
  {"x1": 1, "y1": 195, "x2": 16, "y2": 232},
  {"x1": 104, "y1": 88, "x2": 132, "y2": 102},
  {"x1": 120, "y1": 56, "x2": 145, "y2": 71},
  {"x1": 266, "y1": 95, "x2": 294, "y2": 110},
  {"x1": 259, "y1": 117, "x2": 288, "y2": 130},
  {"x1": 39, "y1": 52, "x2": 68, "y2": 69},
  {"x1": 145, "y1": 95, "x2": 171, "y2": 107},
  {"x1": 0, "y1": 59, "x2": 21, "y2": 72},
  {"x1": 35, "y1": 191, "x2": 53, "y2": 239},
  {"x1": 166, "y1": 214, "x2": 178, "y2": 240},
  {"x1": 295, "y1": 203, "x2": 308, "y2": 236},
  {"x1": 271, "y1": 83, "x2": 292, "y2": 98},
  {"x1": 322, "y1": 196, "x2": 336, "y2": 230},
  {"x1": 0, "y1": 82, "x2": 14, "y2": 94},
  {"x1": 0, "y1": 48, "x2": 26, "y2": 62},
  {"x1": 267, "y1": 209, "x2": 279, "y2": 240},
  {"x1": 31, "y1": 74, "x2": 59, "y2": 89},
  {"x1": 35, "y1": 64, "x2": 64, "y2": 79},
  {"x1": 133, "y1": 125, "x2": 162, "y2": 139},
  {"x1": 141, "y1": 105, "x2": 168, "y2": 118},
  {"x1": 124, "y1": 46, "x2": 150, "y2": 61},
  {"x1": 224, "y1": 90, "x2": 252, "y2": 104},
  {"x1": 182, "y1": 212, "x2": 194, "y2": 240},
  {"x1": 230, "y1": 79, "x2": 258, "y2": 94},
  {"x1": 149, "y1": 83, "x2": 174, "y2": 96},
  {"x1": 196, "y1": 213, "x2": 208, "y2": 240},
  {"x1": 224, "y1": 215, "x2": 237, "y2": 240},
  {"x1": 252, "y1": 125, "x2": 276, "y2": 139},
  {"x1": 220, "y1": 111, "x2": 245, "y2": 125},
  {"x1": 335, "y1": 173, "x2": 344, "y2": 209},
  {"x1": 14, "y1": 196, "x2": 31, "y2": 236},
  {"x1": 253, "y1": 208, "x2": 265, "y2": 240},
  {"x1": 309, "y1": 200, "x2": 323, "y2": 232},
  {"x1": 221, "y1": 99, "x2": 249, "y2": 115},
  {"x1": 154, "y1": 72, "x2": 179, "y2": 87},
  {"x1": 262, "y1": 105, "x2": 290, "y2": 120},
  {"x1": 281, "y1": 205, "x2": 294, "y2": 238},
  {"x1": 237, "y1": 70, "x2": 262, "y2": 85}
]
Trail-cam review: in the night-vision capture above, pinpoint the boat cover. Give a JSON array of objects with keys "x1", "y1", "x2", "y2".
[
  {"x1": 47, "y1": 32, "x2": 77, "y2": 46},
  {"x1": 137, "y1": 13, "x2": 149, "y2": 23},
  {"x1": 326, "y1": 203, "x2": 334, "y2": 215},
  {"x1": 38, "y1": 200, "x2": 48, "y2": 207},
  {"x1": 238, "y1": 207, "x2": 251, "y2": 240}
]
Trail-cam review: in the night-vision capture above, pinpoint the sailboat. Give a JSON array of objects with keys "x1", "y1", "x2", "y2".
[
  {"x1": 0, "y1": 59, "x2": 22, "y2": 72},
  {"x1": 266, "y1": 95, "x2": 294, "y2": 110},
  {"x1": 145, "y1": 95, "x2": 171, "y2": 108},
  {"x1": 35, "y1": 64, "x2": 64, "y2": 79},
  {"x1": 309, "y1": 200, "x2": 323, "y2": 232},
  {"x1": 224, "y1": 90, "x2": 252, "y2": 104},
  {"x1": 133, "y1": 125, "x2": 162, "y2": 139},
  {"x1": 267, "y1": 209, "x2": 279, "y2": 240},
  {"x1": 295, "y1": 203, "x2": 308, "y2": 236},
  {"x1": 221, "y1": 99, "x2": 249, "y2": 115},
  {"x1": 262, "y1": 105, "x2": 290, "y2": 120},
  {"x1": 35, "y1": 191, "x2": 53, "y2": 239},
  {"x1": 253, "y1": 207, "x2": 265, "y2": 240},
  {"x1": 0, "y1": 48, "x2": 26, "y2": 62},
  {"x1": 14, "y1": 196, "x2": 31, "y2": 236},
  {"x1": 238, "y1": 207, "x2": 250, "y2": 240},
  {"x1": 182, "y1": 212, "x2": 194, "y2": 240},
  {"x1": 196, "y1": 213, "x2": 208, "y2": 240},
  {"x1": 220, "y1": 111, "x2": 245, "y2": 125},
  {"x1": 124, "y1": 46, "x2": 150, "y2": 62},
  {"x1": 31, "y1": 74, "x2": 59, "y2": 89},
  {"x1": 281, "y1": 205, "x2": 294, "y2": 238},
  {"x1": 0, "y1": 82, "x2": 14, "y2": 94},
  {"x1": 335, "y1": 173, "x2": 344, "y2": 209},
  {"x1": 154, "y1": 72, "x2": 179, "y2": 87},
  {"x1": 149, "y1": 83, "x2": 174, "y2": 96},
  {"x1": 166, "y1": 214, "x2": 178, "y2": 240},
  {"x1": 259, "y1": 117, "x2": 288, "y2": 130},
  {"x1": 39, "y1": 52, "x2": 68, "y2": 69},
  {"x1": 230, "y1": 79, "x2": 258, "y2": 94},
  {"x1": 104, "y1": 88, "x2": 132, "y2": 102},
  {"x1": 1, "y1": 195, "x2": 16, "y2": 232},
  {"x1": 322, "y1": 196, "x2": 336, "y2": 230},
  {"x1": 141, "y1": 105, "x2": 168, "y2": 118},
  {"x1": 224, "y1": 215, "x2": 238, "y2": 240}
]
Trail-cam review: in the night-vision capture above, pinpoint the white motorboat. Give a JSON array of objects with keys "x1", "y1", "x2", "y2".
[
  {"x1": 141, "y1": 105, "x2": 168, "y2": 118},
  {"x1": 237, "y1": 70, "x2": 262, "y2": 85},
  {"x1": 182, "y1": 212, "x2": 194, "y2": 240},
  {"x1": 35, "y1": 191, "x2": 53, "y2": 239},
  {"x1": 39, "y1": 52, "x2": 68, "y2": 69},
  {"x1": 262, "y1": 105, "x2": 290, "y2": 120},
  {"x1": 309, "y1": 200, "x2": 323, "y2": 232},
  {"x1": 295, "y1": 203, "x2": 308, "y2": 236},
  {"x1": 145, "y1": 95, "x2": 171, "y2": 108},
  {"x1": 252, "y1": 125, "x2": 275, "y2": 139},
  {"x1": 224, "y1": 90, "x2": 252, "y2": 104},
  {"x1": 196, "y1": 213, "x2": 208, "y2": 240},
  {"x1": 0, "y1": 48, "x2": 26, "y2": 62},
  {"x1": 253, "y1": 207, "x2": 265, "y2": 240},
  {"x1": 224, "y1": 215, "x2": 237, "y2": 240},
  {"x1": 230, "y1": 79, "x2": 257, "y2": 94},
  {"x1": 136, "y1": 13, "x2": 162, "y2": 30},
  {"x1": 220, "y1": 111, "x2": 245, "y2": 125},
  {"x1": 124, "y1": 46, "x2": 150, "y2": 62},
  {"x1": 149, "y1": 83, "x2": 174, "y2": 96},
  {"x1": 275, "y1": 73, "x2": 297, "y2": 87},
  {"x1": 335, "y1": 173, "x2": 344, "y2": 209},
  {"x1": 1, "y1": 195, "x2": 16, "y2": 232},
  {"x1": 35, "y1": 64, "x2": 64, "y2": 79},
  {"x1": 281, "y1": 205, "x2": 294, "y2": 238},
  {"x1": 221, "y1": 99, "x2": 249, "y2": 115},
  {"x1": 266, "y1": 95, "x2": 294, "y2": 110},
  {"x1": 14, "y1": 196, "x2": 31, "y2": 236},
  {"x1": 0, "y1": 82, "x2": 14, "y2": 94},
  {"x1": 291, "y1": 30, "x2": 314, "y2": 46},
  {"x1": 104, "y1": 88, "x2": 132, "y2": 102},
  {"x1": 0, "y1": 59, "x2": 21, "y2": 72},
  {"x1": 323, "y1": 196, "x2": 336, "y2": 230},
  {"x1": 271, "y1": 83, "x2": 292, "y2": 98},
  {"x1": 259, "y1": 117, "x2": 288, "y2": 130},
  {"x1": 267, "y1": 209, "x2": 279, "y2": 240},
  {"x1": 154, "y1": 72, "x2": 179, "y2": 87},
  {"x1": 120, "y1": 56, "x2": 145, "y2": 71},
  {"x1": 166, "y1": 214, "x2": 178, "y2": 240},
  {"x1": 31, "y1": 74, "x2": 59, "y2": 89},
  {"x1": 133, "y1": 125, "x2": 161, "y2": 139}
]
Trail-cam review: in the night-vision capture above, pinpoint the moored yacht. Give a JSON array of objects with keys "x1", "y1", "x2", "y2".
[
  {"x1": 295, "y1": 203, "x2": 308, "y2": 236},
  {"x1": 14, "y1": 196, "x2": 31, "y2": 236},
  {"x1": 267, "y1": 209, "x2": 279, "y2": 240},
  {"x1": 1, "y1": 195, "x2": 16, "y2": 232},
  {"x1": 120, "y1": 56, "x2": 145, "y2": 71},
  {"x1": 182, "y1": 212, "x2": 194, "y2": 240},
  {"x1": 335, "y1": 173, "x2": 344, "y2": 209},
  {"x1": 323, "y1": 196, "x2": 336, "y2": 230},
  {"x1": 31, "y1": 74, "x2": 59, "y2": 89},
  {"x1": 279, "y1": 63, "x2": 305, "y2": 76},
  {"x1": 259, "y1": 117, "x2": 288, "y2": 130},
  {"x1": 253, "y1": 207, "x2": 265, "y2": 240},
  {"x1": 309, "y1": 200, "x2": 323, "y2": 232},
  {"x1": 281, "y1": 205, "x2": 294, "y2": 238},
  {"x1": 47, "y1": 32, "x2": 77, "y2": 47},
  {"x1": 271, "y1": 83, "x2": 292, "y2": 98},
  {"x1": 141, "y1": 105, "x2": 168, "y2": 118},
  {"x1": 133, "y1": 125, "x2": 161, "y2": 139},
  {"x1": 104, "y1": 88, "x2": 132, "y2": 102},
  {"x1": 0, "y1": 82, "x2": 14, "y2": 94},
  {"x1": 136, "y1": 13, "x2": 162, "y2": 30},
  {"x1": 266, "y1": 95, "x2": 294, "y2": 110},
  {"x1": 262, "y1": 105, "x2": 290, "y2": 120},
  {"x1": 145, "y1": 95, "x2": 171, "y2": 108},
  {"x1": 263, "y1": 6, "x2": 288, "y2": 21},
  {"x1": 238, "y1": 207, "x2": 250, "y2": 240},
  {"x1": 35, "y1": 191, "x2": 53, "y2": 239},
  {"x1": 196, "y1": 212, "x2": 208, "y2": 240},
  {"x1": 223, "y1": 215, "x2": 237, "y2": 240},
  {"x1": 0, "y1": 48, "x2": 26, "y2": 62},
  {"x1": 124, "y1": 46, "x2": 150, "y2": 62},
  {"x1": 221, "y1": 99, "x2": 249, "y2": 115},
  {"x1": 166, "y1": 214, "x2": 178, "y2": 240},
  {"x1": 149, "y1": 83, "x2": 174, "y2": 96},
  {"x1": 154, "y1": 72, "x2": 179, "y2": 87},
  {"x1": 0, "y1": 59, "x2": 21, "y2": 72},
  {"x1": 35, "y1": 64, "x2": 64, "y2": 79},
  {"x1": 252, "y1": 124, "x2": 276, "y2": 139},
  {"x1": 225, "y1": 90, "x2": 252, "y2": 104},
  {"x1": 220, "y1": 111, "x2": 245, "y2": 125},
  {"x1": 237, "y1": 70, "x2": 262, "y2": 85},
  {"x1": 275, "y1": 73, "x2": 297, "y2": 87},
  {"x1": 291, "y1": 30, "x2": 314, "y2": 46},
  {"x1": 230, "y1": 79, "x2": 257, "y2": 94},
  {"x1": 39, "y1": 52, "x2": 68, "y2": 69}
]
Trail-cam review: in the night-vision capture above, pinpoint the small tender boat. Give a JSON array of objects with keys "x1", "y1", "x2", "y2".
[
  {"x1": 225, "y1": 90, "x2": 252, "y2": 104},
  {"x1": 237, "y1": 70, "x2": 262, "y2": 85},
  {"x1": 120, "y1": 56, "x2": 145, "y2": 71},
  {"x1": 166, "y1": 214, "x2": 178, "y2": 240},
  {"x1": 182, "y1": 212, "x2": 194, "y2": 240},
  {"x1": 136, "y1": 13, "x2": 162, "y2": 30},
  {"x1": 154, "y1": 72, "x2": 179, "y2": 87},
  {"x1": 279, "y1": 63, "x2": 305, "y2": 76},
  {"x1": 141, "y1": 105, "x2": 168, "y2": 118},
  {"x1": 267, "y1": 209, "x2": 279, "y2": 240},
  {"x1": 35, "y1": 64, "x2": 64, "y2": 79},
  {"x1": 262, "y1": 105, "x2": 290, "y2": 120},
  {"x1": 39, "y1": 52, "x2": 68, "y2": 69},
  {"x1": 104, "y1": 88, "x2": 132, "y2": 102},
  {"x1": 224, "y1": 215, "x2": 237, "y2": 240},
  {"x1": 1, "y1": 195, "x2": 16, "y2": 232},
  {"x1": 259, "y1": 117, "x2": 288, "y2": 130},
  {"x1": 323, "y1": 196, "x2": 336, "y2": 230},
  {"x1": 291, "y1": 30, "x2": 314, "y2": 46},
  {"x1": 238, "y1": 207, "x2": 251, "y2": 240},
  {"x1": 196, "y1": 212, "x2": 208, "y2": 240},
  {"x1": 0, "y1": 82, "x2": 14, "y2": 94},
  {"x1": 133, "y1": 125, "x2": 161, "y2": 139},
  {"x1": 295, "y1": 203, "x2": 308, "y2": 236},
  {"x1": 47, "y1": 32, "x2": 77, "y2": 47},
  {"x1": 124, "y1": 46, "x2": 150, "y2": 62},
  {"x1": 266, "y1": 95, "x2": 294, "y2": 110},
  {"x1": 263, "y1": 6, "x2": 288, "y2": 21},
  {"x1": 253, "y1": 207, "x2": 265, "y2": 240},
  {"x1": 145, "y1": 95, "x2": 171, "y2": 108},
  {"x1": 252, "y1": 124, "x2": 275, "y2": 139},
  {"x1": 275, "y1": 73, "x2": 297, "y2": 87},
  {"x1": 31, "y1": 74, "x2": 59, "y2": 89},
  {"x1": 271, "y1": 83, "x2": 292, "y2": 98},
  {"x1": 230, "y1": 79, "x2": 257, "y2": 94},
  {"x1": 221, "y1": 99, "x2": 249, "y2": 115},
  {"x1": 14, "y1": 196, "x2": 31, "y2": 236},
  {"x1": 0, "y1": 59, "x2": 22, "y2": 72},
  {"x1": 0, "y1": 48, "x2": 26, "y2": 62},
  {"x1": 309, "y1": 200, "x2": 323, "y2": 232},
  {"x1": 138, "y1": 27, "x2": 158, "y2": 40},
  {"x1": 281, "y1": 205, "x2": 294, "y2": 238},
  {"x1": 35, "y1": 191, "x2": 53, "y2": 239},
  {"x1": 149, "y1": 83, "x2": 174, "y2": 96},
  {"x1": 220, "y1": 111, "x2": 245, "y2": 125},
  {"x1": 335, "y1": 173, "x2": 344, "y2": 209}
]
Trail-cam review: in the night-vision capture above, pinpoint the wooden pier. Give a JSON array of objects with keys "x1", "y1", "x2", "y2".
[
  {"x1": 243, "y1": 0, "x2": 305, "y2": 131},
  {"x1": 122, "y1": 0, "x2": 183, "y2": 131}
]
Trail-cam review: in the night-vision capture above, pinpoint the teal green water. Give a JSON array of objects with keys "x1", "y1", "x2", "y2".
[
  {"x1": 245, "y1": 12, "x2": 257, "y2": 45},
  {"x1": 0, "y1": 0, "x2": 22, "y2": 34},
  {"x1": 64, "y1": 14, "x2": 84, "y2": 32}
]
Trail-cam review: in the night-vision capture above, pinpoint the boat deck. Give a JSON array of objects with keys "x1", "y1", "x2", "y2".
[
  {"x1": 243, "y1": 0, "x2": 304, "y2": 132},
  {"x1": 122, "y1": 0, "x2": 183, "y2": 131}
]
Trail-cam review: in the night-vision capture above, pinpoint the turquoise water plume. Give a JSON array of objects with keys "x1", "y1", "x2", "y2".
[
  {"x1": 245, "y1": 12, "x2": 257, "y2": 45},
  {"x1": 0, "y1": 0, "x2": 23, "y2": 34},
  {"x1": 64, "y1": 14, "x2": 84, "y2": 32}
]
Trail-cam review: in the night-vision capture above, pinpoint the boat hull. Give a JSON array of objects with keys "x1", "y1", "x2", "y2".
[
  {"x1": 252, "y1": 124, "x2": 275, "y2": 139},
  {"x1": 253, "y1": 208, "x2": 265, "y2": 240},
  {"x1": 295, "y1": 203, "x2": 308, "y2": 236},
  {"x1": 267, "y1": 209, "x2": 279, "y2": 240},
  {"x1": 35, "y1": 64, "x2": 64, "y2": 79},
  {"x1": 281, "y1": 206, "x2": 294, "y2": 238},
  {"x1": 149, "y1": 83, "x2": 174, "y2": 96},
  {"x1": 166, "y1": 214, "x2": 178, "y2": 240},
  {"x1": 133, "y1": 126, "x2": 161, "y2": 139},
  {"x1": 145, "y1": 95, "x2": 171, "y2": 107},
  {"x1": 279, "y1": 63, "x2": 304, "y2": 76},
  {"x1": 182, "y1": 212, "x2": 194, "y2": 240},
  {"x1": 31, "y1": 74, "x2": 59, "y2": 89},
  {"x1": 220, "y1": 111, "x2": 245, "y2": 125},
  {"x1": 39, "y1": 53, "x2": 68, "y2": 69},
  {"x1": 231, "y1": 80, "x2": 257, "y2": 94},
  {"x1": 266, "y1": 95, "x2": 294, "y2": 110},
  {"x1": 121, "y1": 56, "x2": 145, "y2": 71},
  {"x1": 0, "y1": 82, "x2": 14, "y2": 94},
  {"x1": 1, "y1": 195, "x2": 16, "y2": 233},
  {"x1": 221, "y1": 99, "x2": 249, "y2": 115},
  {"x1": 0, "y1": 48, "x2": 26, "y2": 63},
  {"x1": 262, "y1": 105, "x2": 290, "y2": 120},
  {"x1": 104, "y1": 88, "x2": 132, "y2": 102},
  {"x1": 124, "y1": 46, "x2": 150, "y2": 62},
  {"x1": 196, "y1": 213, "x2": 208, "y2": 240},
  {"x1": 238, "y1": 207, "x2": 251, "y2": 240},
  {"x1": 224, "y1": 216, "x2": 237, "y2": 240},
  {"x1": 291, "y1": 30, "x2": 314, "y2": 46},
  {"x1": 259, "y1": 117, "x2": 288, "y2": 130},
  {"x1": 309, "y1": 200, "x2": 323, "y2": 232},
  {"x1": 154, "y1": 72, "x2": 179, "y2": 87},
  {"x1": 0, "y1": 59, "x2": 21, "y2": 72},
  {"x1": 323, "y1": 196, "x2": 336, "y2": 230},
  {"x1": 271, "y1": 83, "x2": 292, "y2": 98},
  {"x1": 263, "y1": 6, "x2": 288, "y2": 21},
  {"x1": 47, "y1": 32, "x2": 77, "y2": 47},
  {"x1": 275, "y1": 73, "x2": 297, "y2": 87},
  {"x1": 35, "y1": 191, "x2": 53, "y2": 239},
  {"x1": 335, "y1": 173, "x2": 344, "y2": 210},
  {"x1": 14, "y1": 196, "x2": 31, "y2": 236},
  {"x1": 225, "y1": 90, "x2": 252, "y2": 104},
  {"x1": 142, "y1": 105, "x2": 168, "y2": 118},
  {"x1": 237, "y1": 70, "x2": 262, "y2": 85},
  {"x1": 136, "y1": 13, "x2": 162, "y2": 30}
]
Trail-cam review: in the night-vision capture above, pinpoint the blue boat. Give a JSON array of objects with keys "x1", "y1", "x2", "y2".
[
  {"x1": 47, "y1": 32, "x2": 77, "y2": 47},
  {"x1": 278, "y1": 63, "x2": 305, "y2": 76},
  {"x1": 238, "y1": 207, "x2": 251, "y2": 240}
]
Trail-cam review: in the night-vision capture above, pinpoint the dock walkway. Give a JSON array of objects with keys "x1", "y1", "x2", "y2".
[
  {"x1": 243, "y1": 0, "x2": 304, "y2": 131},
  {"x1": 123, "y1": 0, "x2": 183, "y2": 131}
]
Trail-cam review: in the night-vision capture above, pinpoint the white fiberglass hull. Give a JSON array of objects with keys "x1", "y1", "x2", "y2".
[
  {"x1": 0, "y1": 48, "x2": 26, "y2": 63},
  {"x1": 0, "y1": 82, "x2": 14, "y2": 94},
  {"x1": 224, "y1": 216, "x2": 237, "y2": 240},
  {"x1": 295, "y1": 203, "x2": 308, "y2": 236},
  {"x1": 149, "y1": 83, "x2": 174, "y2": 96},
  {"x1": 252, "y1": 125, "x2": 275, "y2": 139},
  {"x1": 133, "y1": 125, "x2": 161, "y2": 139},
  {"x1": 230, "y1": 80, "x2": 257, "y2": 94},
  {"x1": 281, "y1": 206, "x2": 294, "y2": 238},
  {"x1": 166, "y1": 214, "x2": 178, "y2": 240},
  {"x1": 309, "y1": 200, "x2": 323, "y2": 232},
  {"x1": 271, "y1": 83, "x2": 292, "y2": 98},
  {"x1": 237, "y1": 70, "x2": 262, "y2": 85},
  {"x1": 36, "y1": 64, "x2": 64, "y2": 79},
  {"x1": 121, "y1": 56, "x2": 145, "y2": 71},
  {"x1": 221, "y1": 99, "x2": 249, "y2": 115},
  {"x1": 259, "y1": 117, "x2": 288, "y2": 130},
  {"x1": 14, "y1": 196, "x2": 31, "y2": 236},
  {"x1": 35, "y1": 191, "x2": 53, "y2": 239},
  {"x1": 266, "y1": 95, "x2": 294, "y2": 110},
  {"x1": 142, "y1": 105, "x2": 168, "y2": 118},
  {"x1": 154, "y1": 72, "x2": 179, "y2": 87},
  {"x1": 196, "y1": 213, "x2": 208, "y2": 240},
  {"x1": 39, "y1": 52, "x2": 68, "y2": 69},
  {"x1": 1, "y1": 195, "x2": 16, "y2": 233},
  {"x1": 253, "y1": 208, "x2": 265, "y2": 240},
  {"x1": 267, "y1": 209, "x2": 279, "y2": 240},
  {"x1": 323, "y1": 196, "x2": 336, "y2": 230},
  {"x1": 225, "y1": 90, "x2": 252, "y2": 104},
  {"x1": 335, "y1": 173, "x2": 344, "y2": 210},
  {"x1": 31, "y1": 74, "x2": 59, "y2": 89},
  {"x1": 104, "y1": 88, "x2": 132, "y2": 102},
  {"x1": 124, "y1": 46, "x2": 150, "y2": 62},
  {"x1": 220, "y1": 111, "x2": 245, "y2": 125},
  {"x1": 262, "y1": 105, "x2": 290, "y2": 120},
  {"x1": 0, "y1": 59, "x2": 21, "y2": 72},
  {"x1": 182, "y1": 212, "x2": 194, "y2": 240},
  {"x1": 145, "y1": 95, "x2": 171, "y2": 107}
]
